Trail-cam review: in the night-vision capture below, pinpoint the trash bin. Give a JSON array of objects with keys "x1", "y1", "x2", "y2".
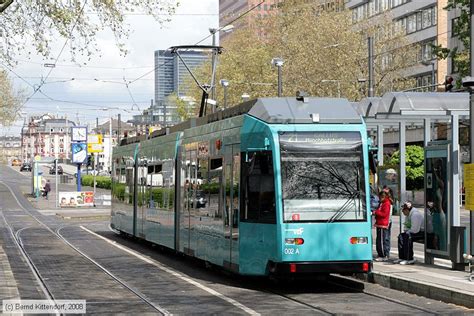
[{"x1": 60, "y1": 175, "x2": 70, "y2": 184}]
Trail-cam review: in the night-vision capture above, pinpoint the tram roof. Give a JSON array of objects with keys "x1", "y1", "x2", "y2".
[
  {"x1": 248, "y1": 97, "x2": 362, "y2": 124},
  {"x1": 120, "y1": 97, "x2": 362, "y2": 146}
]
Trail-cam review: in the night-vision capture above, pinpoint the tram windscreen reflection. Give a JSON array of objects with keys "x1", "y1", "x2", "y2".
[{"x1": 280, "y1": 132, "x2": 366, "y2": 222}]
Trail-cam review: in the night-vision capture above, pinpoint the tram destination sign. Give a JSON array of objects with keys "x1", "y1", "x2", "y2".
[{"x1": 465, "y1": 163, "x2": 474, "y2": 210}]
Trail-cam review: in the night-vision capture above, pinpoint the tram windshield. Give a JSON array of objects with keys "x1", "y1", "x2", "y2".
[{"x1": 280, "y1": 132, "x2": 367, "y2": 222}]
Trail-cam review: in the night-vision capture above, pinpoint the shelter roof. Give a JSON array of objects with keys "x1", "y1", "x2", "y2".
[{"x1": 355, "y1": 92, "x2": 469, "y2": 119}]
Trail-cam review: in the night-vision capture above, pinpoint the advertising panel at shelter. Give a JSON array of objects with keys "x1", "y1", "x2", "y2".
[
  {"x1": 59, "y1": 191, "x2": 94, "y2": 207},
  {"x1": 72, "y1": 143, "x2": 87, "y2": 164}
]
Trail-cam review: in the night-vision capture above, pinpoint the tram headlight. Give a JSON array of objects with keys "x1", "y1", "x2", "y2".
[{"x1": 350, "y1": 237, "x2": 368, "y2": 244}]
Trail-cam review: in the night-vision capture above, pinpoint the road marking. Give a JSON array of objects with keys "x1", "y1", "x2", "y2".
[{"x1": 80, "y1": 226, "x2": 261, "y2": 316}]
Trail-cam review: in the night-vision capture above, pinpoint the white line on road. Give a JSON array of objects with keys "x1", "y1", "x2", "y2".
[{"x1": 80, "y1": 225, "x2": 261, "y2": 316}]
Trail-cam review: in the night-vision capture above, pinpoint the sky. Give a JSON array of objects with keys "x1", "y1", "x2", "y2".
[{"x1": 2, "y1": 0, "x2": 218, "y2": 137}]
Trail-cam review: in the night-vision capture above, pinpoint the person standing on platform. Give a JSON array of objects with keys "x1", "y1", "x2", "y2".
[
  {"x1": 372, "y1": 191, "x2": 391, "y2": 261},
  {"x1": 43, "y1": 180, "x2": 51, "y2": 200}
]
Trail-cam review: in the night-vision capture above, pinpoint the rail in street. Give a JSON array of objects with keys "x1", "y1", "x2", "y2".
[{"x1": 0, "y1": 165, "x2": 471, "y2": 314}]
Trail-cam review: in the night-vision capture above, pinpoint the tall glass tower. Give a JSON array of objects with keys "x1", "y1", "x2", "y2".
[{"x1": 154, "y1": 50, "x2": 209, "y2": 126}]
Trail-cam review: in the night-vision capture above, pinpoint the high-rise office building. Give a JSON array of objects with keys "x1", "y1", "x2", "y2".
[{"x1": 153, "y1": 49, "x2": 209, "y2": 126}]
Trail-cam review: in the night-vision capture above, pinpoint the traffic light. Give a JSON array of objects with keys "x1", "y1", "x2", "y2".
[
  {"x1": 86, "y1": 155, "x2": 93, "y2": 167},
  {"x1": 444, "y1": 76, "x2": 454, "y2": 92}
]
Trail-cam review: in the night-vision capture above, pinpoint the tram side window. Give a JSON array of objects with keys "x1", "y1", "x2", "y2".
[{"x1": 241, "y1": 151, "x2": 276, "y2": 223}]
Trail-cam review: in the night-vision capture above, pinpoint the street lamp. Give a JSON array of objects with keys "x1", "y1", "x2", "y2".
[
  {"x1": 421, "y1": 59, "x2": 436, "y2": 91},
  {"x1": 321, "y1": 79, "x2": 341, "y2": 98},
  {"x1": 271, "y1": 57, "x2": 284, "y2": 97},
  {"x1": 219, "y1": 79, "x2": 229, "y2": 109},
  {"x1": 209, "y1": 25, "x2": 234, "y2": 101}
]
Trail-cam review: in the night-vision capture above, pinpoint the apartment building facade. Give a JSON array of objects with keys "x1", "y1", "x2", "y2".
[
  {"x1": 347, "y1": 0, "x2": 448, "y2": 91},
  {"x1": 21, "y1": 114, "x2": 76, "y2": 162}
]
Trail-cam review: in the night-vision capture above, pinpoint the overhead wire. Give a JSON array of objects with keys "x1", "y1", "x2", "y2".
[
  {"x1": 21, "y1": 0, "x2": 89, "y2": 106},
  {"x1": 127, "y1": 0, "x2": 266, "y2": 85},
  {"x1": 3, "y1": 0, "x2": 265, "y2": 124}
]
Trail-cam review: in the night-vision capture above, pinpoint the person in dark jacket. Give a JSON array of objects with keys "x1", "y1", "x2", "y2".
[
  {"x1": 43, "y1": 180, "x2": 51, "y2": 200},
  {"x1": 372, "y1": 191, "x2": 391, "y2": 261}
]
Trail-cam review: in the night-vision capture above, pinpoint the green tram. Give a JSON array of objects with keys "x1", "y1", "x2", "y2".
[{"x1": 111, "y1": 96, "x2": 373, "y2": 276}]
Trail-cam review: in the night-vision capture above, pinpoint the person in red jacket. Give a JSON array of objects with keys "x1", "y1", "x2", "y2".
[{"x1": 373, "y1": 191, "x2": 392, "y2": 261}]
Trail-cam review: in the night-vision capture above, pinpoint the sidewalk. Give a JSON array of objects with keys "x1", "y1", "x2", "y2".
[
  {"x1": 20, "y1": 167, "x2": 111, "y2": 219},
  {"x1": 362, "y1": 220, "x2": 474, "y2": 309},
  {"x1": 364, "y1": 255, "x2": 474, "y2": 308}
]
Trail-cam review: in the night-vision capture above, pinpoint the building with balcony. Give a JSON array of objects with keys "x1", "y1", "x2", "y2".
[{"x1": 21, "y1": 114, "x2": 76, "y2": 162}]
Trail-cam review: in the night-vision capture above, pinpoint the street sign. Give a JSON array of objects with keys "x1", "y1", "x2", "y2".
[
  {"x1": 465, "y1": 163, "x2": 474, "y2": 210},
  {"x1": 87, "y1": 134, "x2": 103, "y2": 153}
]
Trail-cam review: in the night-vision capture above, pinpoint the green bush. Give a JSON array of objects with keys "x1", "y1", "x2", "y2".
[
  {"x1": 386, "y1": 145, "x2": 424, "y2": 190},
  {"x1": 112, "y1": 183, "x2": 126, "y2": 201},
  {"x1": 81, "y1": 175, "x2": 112, "y2": 190}
]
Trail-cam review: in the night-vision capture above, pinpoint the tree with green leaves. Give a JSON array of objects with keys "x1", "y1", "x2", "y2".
[
  {"x1": 0, "y1": 0, "x2": 178, "y2": 64},
  {"x1": 0, "y1": 0, "x2": 178, "y2": 126},
  {"x1": 0, "y1": 70, "x2": 24, "y2": 126},
  {"x1": 386, "y1": 145, "x2": 425, "y2": 190},
  {"x1": 432, "y1": 0, "x2": 470, "y2": 86},
  {"x1": 185, "y1": 2, "x2": 417, "y2": 114}
]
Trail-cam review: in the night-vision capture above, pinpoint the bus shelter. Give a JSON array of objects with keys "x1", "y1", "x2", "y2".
[{"x1": 353, "y1": 92, "x2": 469, "y2": 270}]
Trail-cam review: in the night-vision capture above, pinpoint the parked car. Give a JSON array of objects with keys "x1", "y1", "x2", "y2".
[
  {"x1": 191, "y1": 190, "x2": 207, "y2": 208},
  {"x1": 74, "y1": 168, "x2": 95, "y2": 178},
  {"x1": 20, "y1": 163, "x2": 32, "y2": 172},
  {"x1": 49, "y1": 165, "x2": 63, "y2": 175},
  {"x1": 11, "y1": 159, "x2": 21, "y2": 166}
]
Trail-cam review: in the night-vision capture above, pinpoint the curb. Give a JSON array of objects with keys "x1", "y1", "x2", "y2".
[{"x1": 355, "y1": 271, "x2": 474, "y2": 309}]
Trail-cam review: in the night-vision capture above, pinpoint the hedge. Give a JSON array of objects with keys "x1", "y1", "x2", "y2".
[{"x1": 81, "y1": 175, "x2": 112, "y2": 190}]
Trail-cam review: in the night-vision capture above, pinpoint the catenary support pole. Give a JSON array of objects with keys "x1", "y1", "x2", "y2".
[
  {"x1": 399, "y1": 121, "x2": 406, "y2": 233},
  {"x1": 368, "y1": 36, "x2": 375, "y2": 97},
  {"x1": 470, "y1": 0, "x2": 474, "y2": 256},
  {"x1": 55, "y1": 159, "x2": 58, "y2": 208},
  {"x1": 377, "y1": 125, "x2": 384, "y2": 166},
  {"x1": 278, "y1": 65, "x2": 283, "y2": 97}
]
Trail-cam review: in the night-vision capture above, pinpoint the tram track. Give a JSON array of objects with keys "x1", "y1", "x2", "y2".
[
  {"x1": 0, "y1": 180, "x2": 170, "y2": 315},
  {"x1": 327, "y1": 275, "x2": 440, "y2": 315},
  {"x1": 0, "y1": 175, "x2": 467, "y2": 315},
  {"x1": 1, "y1": 214, "x2": 60, "y2": 315},
  {"x1": 256, "y1": 276, "x2": 440, "y2": 316}
]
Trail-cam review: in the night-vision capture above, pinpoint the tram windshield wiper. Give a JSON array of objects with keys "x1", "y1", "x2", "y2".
[{"x1": 327, "y1": 191, "x2": 361, "y2": 223}]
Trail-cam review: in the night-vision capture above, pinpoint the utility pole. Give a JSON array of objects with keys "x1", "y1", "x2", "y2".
[
  {"x1": 469, "y1": 0, "x2": 474, "y2": 256},
  {"x1": 109, "y1": 115, "x2": 113, "y2": 174},
  {"x1": 368, "y1": 36, "x2": 375, "y2": 97},
  {"x1": 65, "y1": 114, "x2": 69, "y2": 160},
  {"x1": 210, "y1": 28, "x2": 217, "y2": 102},
  {"x1": 117, "y1": 113, "x2": 121, "y2": 145}
]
